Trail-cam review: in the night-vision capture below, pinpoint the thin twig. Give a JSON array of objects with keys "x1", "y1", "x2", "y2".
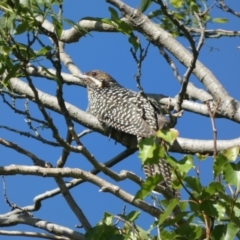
[
  {"x1": 113, "y1": 205, "x2": 126, "y2": 227},
  {"x1": 174, "y1": 13, "x2": 205, "y2": 112},
  {"x1": 130, "y1": 40, "x2": 151, "y2": 92},
  {"x1": 158, "y1": 45, "x2": 183, "y2": 84},
  {"x1": 217, "y1": 0, "x2": 240, "y2": 17},
  {"x1": 77, "y1": 129, "x2": 93, "y2": 138},
  {"x1": 206, "y1": 100, "x2": 221, "y2": 159},
  {"x1": 174, "y1": 170, "x2": 198, "y2": 203},
  {"x1": 2, "y1": 176, "x2": 32, "y2": 215},
  {"x1": 0, "y1": 126, "x2": 59, "y2": 147},
  {"x1": 0, "y1": 93, "x2": 49, "y2": 126},
  {"x1": 0, "y1": 137, "x2": 52, "y2": 167}
]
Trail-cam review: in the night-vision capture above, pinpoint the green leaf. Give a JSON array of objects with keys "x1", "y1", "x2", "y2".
[
  {"x1": 2, "y1": 46, "x2": 11, "y2": 56},
  {"x1": 189, "y1": 201, "x2": 199, "y2": 212},
  {"x1": 218, "y1": 191, "x2": 234, "y2": 207},
  {"x1": 200, "y1": 182, "x2": 224, "y2": 200},
  {"x1": 38, "y1": 66, "x2": 58, "y2": 80},
  {"x1": 128, "y1": 35, "x2": 139, "y2": 52},
  {"x1": 118, "y1": 21, "x2": 132, "y2": 35},
  {"x1": 223, "y1": 162, "x2": 240, "y2": 191},
  {"x1": 175, "y1": 218, "x2": 202, "y2": 239},
  {"x1": 52, "y1": 17, "x2": 62, "y2": 38},
  {"x1": 156, "y1": 128, "x2": 179, "y2": 144},
  {"x1": 83, "y1": 17, "x2": 116, "y2": 30},
  {"x1": 160, "y1": 230, "x2": 178, "y2": 240},
  {"x1": 223, "y1": 146, "x2": 239, "y2": 161},
  {"x1": 134, "y1": 174, "x2": 163, "y2": 199},
  {"x1": 124, "y1": 211, "x2": 140, "y2": 222},
  {"x1": 212, "y1": 18, "x2": 228, "y2": 23},
  {"x1": 102, "y1": 212, "x2": 113, "y2": 225},
  {"x1": 5, "y1": 12, "x2": 16, "y2": 30},
  {"x1": 0, "y1": 2, "x2": 14, "y2": 13},
  {"x1": 87, "y1": 12, "x2": 132, "y2": 36},
  {"x1": 100, "y1": 18, "x2": 115, "y2": 26},
  {"x1": 63, "y1": 17, "x2": 89, "y2": 35},
  {"x1": 14, "y1": 43, "x2": 36, "y2": 59},
  {"x1": 109, "y1": 7, "x2": 120, "y2": 23},
  {"x1": 178, "y1": 155, "x2": 194, "y2": 172},
  {"x1": 173, "y1": 214, "x2": 202, "y2": 240},
  {"x1": 211, "y1": 224, "x2": 226, "y2": 240},
  {"x1": 179, "y1": 201, "x2": 188, "y2": 211},
  {"x1": 195, "y1": 152, "x2": 209, "y2": 160},
  {"x1": 139, "y1": 0, "x2": 152, "y2": 13},
  {"x1": 158, "y1": 199, "x2": 178, "y2": 224},
  {"x1": 4, "y1": 63, "x2": 21, "y2": 83},
  {"x1": 200, "y1": 200, "x2": 221, "y2": 218},
  {"x1": 3, "y1": 57, "x2": 13, "y2": 69},
  {"x1": 167, "y1": 155, "x2": 193, "y2": 173},
  {"x1": 184, "y1": 176, "x2": 202, "y2": 193},
  {"x1": 138, "y1": 137, "x2": 165, "y2": 165},
  {"x1": 137, "y1": 226, "x2": 151, "y2": 239},
  {"x1": 37, "y1": 46, "x2": 52, "y2": 56},
  {"x1": 211, "y1": 223, "x2": 239, "y2": 240},
  {"x1": 233, "y1": 198, "x2": 240, "y2": 218},
  {"x1": 161, "y1": 211, "x2": 190, "y2": 230},
  {"x1": 213, "y1": 153, "x2": 228, "y2": 178},
  {"x1": 170, "y1": 0, "x2": 183, "y2": 8},
  {"x1": 15, "y1": 21, "x2": 28, "y2": 35},
  {"x1": 189, "y1": 1, "x2": 199, "y2": 12},
  {"x1": 0, "y1": 63, "x2": 6, "y2": 76},
  {"x1": 138, "y1": 137, "x2": 156, "y2": 162},
  {"x1": 214, "y1": 203, "x2": 226, "y2": 221},
  {"x1": 85, "y1": 224, "x2": 120, "y2": 239}
]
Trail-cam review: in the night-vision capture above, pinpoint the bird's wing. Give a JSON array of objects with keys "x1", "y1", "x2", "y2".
[
  {"x1": 147, "y1": 97, "x2": 169, "y2": 129},
  {"x1": 102, "y1": 90, "x2": 156, "y2": 137}
]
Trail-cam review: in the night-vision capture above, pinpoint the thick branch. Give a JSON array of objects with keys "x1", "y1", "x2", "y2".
[
  {"x1": 0, "y1": 230, "x2": 70, "y2": 240},
  {"x1": 0, "y1": 214, "x2": 84, "y2": 240},
  {"x1": 54, "y1": 177, "x2": 91, "y2": 231},
  {"x1": 171, "y1": 137, "x2": 240, "y2": 155},
  {"x1": 0, "y1": 166, "x2": 162, "y2": 218}
]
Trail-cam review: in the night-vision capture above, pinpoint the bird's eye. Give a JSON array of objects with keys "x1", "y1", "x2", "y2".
[{"x1": 91, "y1": 72, "x2": 97, "y2": 77}]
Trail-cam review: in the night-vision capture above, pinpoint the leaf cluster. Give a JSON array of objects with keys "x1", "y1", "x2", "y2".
[{"x1": 133, "y1": 131, "x2": 240, "y2": 239}]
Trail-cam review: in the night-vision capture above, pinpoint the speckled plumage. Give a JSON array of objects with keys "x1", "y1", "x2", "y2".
[{"x1": 84, "y1": 70, "x2": 176, "y2": 197}]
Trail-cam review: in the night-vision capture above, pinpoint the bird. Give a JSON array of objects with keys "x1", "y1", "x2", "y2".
[{"x1": 84, "y1": 70, "x2": 177, "y2": 198}]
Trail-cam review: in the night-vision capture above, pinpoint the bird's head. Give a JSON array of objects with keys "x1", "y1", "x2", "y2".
[{"x1": 84, "y1": 70, "x2": 119, "y2": 89}]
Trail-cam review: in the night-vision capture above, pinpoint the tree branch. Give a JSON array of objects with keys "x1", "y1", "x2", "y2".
[
  {"x1": 0, "y1": 214, "x2": 84, "y2": 240},
  {"x1": 0, "y1": 230, "x2": 70, "y2": 240},
  {"x1": 0, "y1": 165, "x2": 163, "y2": 218}
]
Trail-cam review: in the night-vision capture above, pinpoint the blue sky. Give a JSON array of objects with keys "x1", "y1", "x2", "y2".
[{"x1": 1, "y1": 1, "x2": 240, "y2": 239}]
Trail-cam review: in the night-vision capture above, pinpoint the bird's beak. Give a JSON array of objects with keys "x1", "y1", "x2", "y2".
[
  {"x1": 86, "y1": 76, "x2": 103, "y2": 88},
  {"x1": 73, "y1": 74, "x2": 102, "y2": 88}
]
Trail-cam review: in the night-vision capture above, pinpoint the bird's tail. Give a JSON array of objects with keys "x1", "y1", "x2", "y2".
[{"x1": 143, "y1": 159, "x2": 179, "y2": 199}]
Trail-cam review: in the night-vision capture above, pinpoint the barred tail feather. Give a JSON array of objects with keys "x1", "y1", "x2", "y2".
[{"x1": 143, "y1": 160, "x2": 179, "y2": 199}]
